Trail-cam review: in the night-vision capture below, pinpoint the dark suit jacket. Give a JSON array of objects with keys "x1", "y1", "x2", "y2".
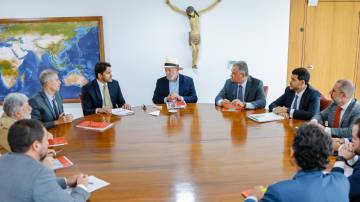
[
  {"x1": 333, "y1": 160, "x2": 360, "y2": 202},
  {"x1": 215, "y1": 76, "x2": 266, "y2": 109},
  {"x1": 245, "y1": 169, "x2": 349, "y2": 202},
  {"x1": 152, "y1": 74, "x2": 198, "y2": 104},
  {"x1": 268, "y1": 85, "x2": 321, "y2": 120},
  {"x1": 81, "y1": 79, "x2": 126, "y2": 115},
  {"x1": 29, "y1": 91, "x2": 64, "y2": 129},
  {"x1": 312, "y1": 99, "x2": 360, "y2": 138}
]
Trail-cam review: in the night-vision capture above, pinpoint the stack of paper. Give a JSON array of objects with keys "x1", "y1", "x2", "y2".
[
  {"x1": 248, "y1": 112, "x2": 284, "y2": 122},
  {"x1": 166, "y1": 101, "x2": 187, "y2": 109},
  {"x1": 148, "y1": 110, "x2": 160, "y2": 116},
  {"x1": 52, "y1": 156, "x2": 74, "y2": 170},
  {"x1": 111, "y1": 108, "x2": 135, "y2": 116},
  {"x1": 66, "y1": 176, "x2": 110, "y2": 193},
  {"x1": 48, "y1": 137, "x2": 68, "y2": 147},
  {"x1": 76, "y1": 121, "x2": 114, "y2": 131}
]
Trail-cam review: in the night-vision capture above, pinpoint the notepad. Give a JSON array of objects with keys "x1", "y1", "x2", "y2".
[
  {"x1": 148, "y1": 110, "x2": 160, "y2": 116},
  {"x1": 48, "y1": 137, "x2": 68, "y2": 147},
  {"x1": 65, "y1": 175, "x2": 110, "y2": 193},
  {"x1": 166, "y1": 101, "x2": 187, "y2": 109},
  {"x1": 111, "y1": 108, "x2": 135, "y2": 116},
  {"x1": 76, "y1": 121, "x2": 113, "y2": 131},
  {"x1": 248, "y1": 112, "x2": 284, "y2": 122},
  {"x1": 52, "y1": 156, "x2": 73, "y2": 170}
]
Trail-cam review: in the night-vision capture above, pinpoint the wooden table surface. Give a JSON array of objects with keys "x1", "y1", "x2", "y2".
[{"x1": 50, "y1": 103, "x2": 305, "y2": 202}]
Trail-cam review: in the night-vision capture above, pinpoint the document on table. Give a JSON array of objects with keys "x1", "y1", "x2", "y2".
[
  {"x1": 66, "y1": 176, "x2": 110, "y2": 193},
  {"x1": 248, "y1": 112, "x2": 284, "y2": 122},
  {"x1": 148, "y1": 110, "x2": 160, "y2": 116},
  {"x1": 112, "y1": 108, "x2": 135, "y2": 116}
]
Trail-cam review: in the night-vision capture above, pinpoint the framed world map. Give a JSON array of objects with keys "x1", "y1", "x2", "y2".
[{"x1": 0, "y1": 16, "x2": 105, "y2": 102}]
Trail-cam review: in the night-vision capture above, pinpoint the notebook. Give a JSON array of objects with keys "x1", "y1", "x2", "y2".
[
  {"x1": 111, "y1": 108, "x2": 135, "y2": 116},
  {"x1": 52, "y1": 156, "x2": 74, "y2": 170},
  {"x1": 248, "y1": 112, "x2": 284, "y2": 122},
  {"x1": 76, "y1": 121, "x2": 113, "y2": 131}
]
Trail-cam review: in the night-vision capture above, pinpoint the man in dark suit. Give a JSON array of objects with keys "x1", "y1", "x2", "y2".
[
  {"x1": 81, "y1": 62, "x2": 131, "y2": 115},
  {"x1": 269, "y1": 67, "x2": 320, "y2": 120},
  {"x1": 29, "y1": 69, "x2": 73, "y2": 129},
  {"x1": 245, "y1": 124, "x2": 349, "y2": 202},
  {"x1": 335, "y1": 118, "x2": 360, "y2": 202},
  {"x1": 215, "y1": 61, "x2": 266, "y2": 109},
  {"x1": 311, "y1": 80, "x2": 360, "y2": 138},
  {"x1": 152, "y1": 58, "x2": 198, "y2": 104},
  {"x1": 0, "y1": 119, "x2": 90, "y2": 202}
]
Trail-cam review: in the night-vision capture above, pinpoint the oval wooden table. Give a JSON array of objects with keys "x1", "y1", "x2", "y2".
[{"x1": 50, "y1": 103, "x2": 305, "y2": 202}]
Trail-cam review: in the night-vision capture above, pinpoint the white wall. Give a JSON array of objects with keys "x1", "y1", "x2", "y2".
[{"x1": 0, "y1": 0, "x2": 290, "y2": 118}]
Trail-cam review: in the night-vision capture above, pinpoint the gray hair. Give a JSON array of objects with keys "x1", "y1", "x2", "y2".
[
  {"x1": 39, "y1": 69, "x2": 58, "y2": 87},
  {"x1": 233, "y1": 61, "x2": 249, "y2": 76},
  {"x1": 337, "y1": 79, "x2": 355, "y2": 98},
  {"x1": 3, "y1": 93, "x2": 29, "y2": 118}
]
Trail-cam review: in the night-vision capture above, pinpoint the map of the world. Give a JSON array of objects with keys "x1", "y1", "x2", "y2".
[{"x1": 0, "y1": 18, "x2": 103, "y2": 101}]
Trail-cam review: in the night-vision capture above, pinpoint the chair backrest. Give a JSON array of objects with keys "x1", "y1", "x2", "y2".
[
  {"x1": 320, "y1": 94, "x2": 332, "y2": 111},
  {"x1": 263, "y1": 86, "x2": 269, "y2": 98}
]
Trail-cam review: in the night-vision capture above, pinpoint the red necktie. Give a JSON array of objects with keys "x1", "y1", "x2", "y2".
[{"x1": 333, "y1": 106, "x2": 342, "y2": 128}]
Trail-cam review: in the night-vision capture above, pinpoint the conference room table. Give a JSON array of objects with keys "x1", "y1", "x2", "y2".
[{"x1": 50, "y1": 103, "x2": 306, "y2": 202}]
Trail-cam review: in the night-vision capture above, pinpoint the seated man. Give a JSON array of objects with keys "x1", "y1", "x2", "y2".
[
  {"x1": 215, "y1": 61, "x2": 266, "y2": 109},
  {"x1": 152, "y1": 58, "x2": 198, "y2": 104},
  {"x1": 29, "y1": 69, "x2": 73, "y2": 129},
  {"x1": 245, "y1": 124, "x2": 349, "y2": 202},
  {"x1": 81, "y1": 62, "x2": 131, "y2": 115},
  {"x1": 311, "y1": 80, "x2": 360, "y2": 138},
  {"x1": 335, "y1": 118, "x2": 360, "y2": 202},
  {"x1": 0, "y1": 119, "x2": 90, "y2": 201},
  {"x1": 269, "y1": 67, "x2": 320, "y2": 120},
  {"x1": 0, "y1": 93, "x2": 32, "y2": 153}
]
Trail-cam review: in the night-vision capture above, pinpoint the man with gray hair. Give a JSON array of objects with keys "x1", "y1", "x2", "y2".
[
  {"x1": 215, "y1": 61, "x2": 266, "y2": 109},
  {"x1": 29, "y1": 69, "x2": 73, "y2": 129},
  {"x1": 0, "y1": 93, "x2": 32, "y2": 152},
  {"x1": 311, "y1": 79, "x2": 360, "y2": 138}
]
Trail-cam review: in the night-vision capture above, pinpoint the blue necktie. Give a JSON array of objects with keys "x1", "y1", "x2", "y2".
[
  {"x1": 292, "y1": 95, "x2": 299, "y2": 110},
  {"x1": 52, "y1": 98, "x2": 59, "y2": 119},
  {"x1": 237, "y1": 85, "x2": 244, "y2": 102}
]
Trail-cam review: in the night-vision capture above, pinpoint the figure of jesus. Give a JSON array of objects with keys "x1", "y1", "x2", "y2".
[{"x1": 166, "y1": 0, "x2": 220, "y2": 69}]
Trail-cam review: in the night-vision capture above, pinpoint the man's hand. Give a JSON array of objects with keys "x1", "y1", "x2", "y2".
[
  {"x1": 231, "y1": 99, "x2": 245, "y2": 109},
  {"x1": 247, "y1": 186, "x2": 265, "y2": 200},
  {"x1": 66, "y1": 174, "x2": 80, "y2": 187},
  {"x1": 279, "y1": 112, "x2": 289, "y2": 119},
  {"x1": 97, "y1": 107, "x2": 112, "y2": 114},
  {"x1": 76, "y1": 173, "x2": 89, "y2": 187},
  {"x1": 273, "y1": 106, "x2": 288, "y2": 114},
  {"x1": 332, "y1": 138, "x2": 345, "y2": 152},
  {"x1": 339, "y1": 143, "x2": 356, "y2": 160},
  {"x1": 41, "y1": 156, "x2": 54, "y2": 169},
  {"x1": 122, "y1": 103, "x2": 132, "y2": 110},
  {"x1": 55, "y1": 113, "x2": 73, "y2": 125}
]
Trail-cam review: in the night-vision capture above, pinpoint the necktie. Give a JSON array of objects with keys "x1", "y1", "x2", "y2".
[
  {"x1": 333, "y1": 106, "x2": 342, "y2": 128},
  {"x1": 52, "y1": 98, "x2": 59, "y2": 119},
  {"x1": 103, "y1": 84, "x2": 113, "y2": 108},
  {"x1": 237, "y1": 85, "x2": 244, "y2": 102},
  {"x1": 292, "y1": 95, "x2": 299, "y2": 110}
]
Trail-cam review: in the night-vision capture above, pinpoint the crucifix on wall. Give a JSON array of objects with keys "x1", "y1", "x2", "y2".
[{"x1": 165, "y1": 0, "x2": 221, "y2": 69}]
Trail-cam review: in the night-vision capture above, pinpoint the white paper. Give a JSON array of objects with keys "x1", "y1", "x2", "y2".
[
  {"x1": 148, "y1": 110, "x2": 160, "y2": 116},
  {"x1": 66, "y1": 176, "x2": 110, "y2": 193},
  {"x1": 112, "y1": 108, "x2": 135, "y2": 116},
  {"x1": 248, "y1": 112, "x2": 284, "y2": 123},
  {"x1": 87, "y1": 176, "x2": 110, "y2": 192}
]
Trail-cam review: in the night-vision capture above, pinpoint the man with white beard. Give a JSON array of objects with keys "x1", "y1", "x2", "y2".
[{"x1": 0, "y1": 93, "x2": 33, "y2": 153}]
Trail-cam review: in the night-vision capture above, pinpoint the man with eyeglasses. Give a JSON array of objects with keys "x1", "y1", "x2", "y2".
[{"x1": 311, "y1": 80, "x2": 360, "y2": 138}]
